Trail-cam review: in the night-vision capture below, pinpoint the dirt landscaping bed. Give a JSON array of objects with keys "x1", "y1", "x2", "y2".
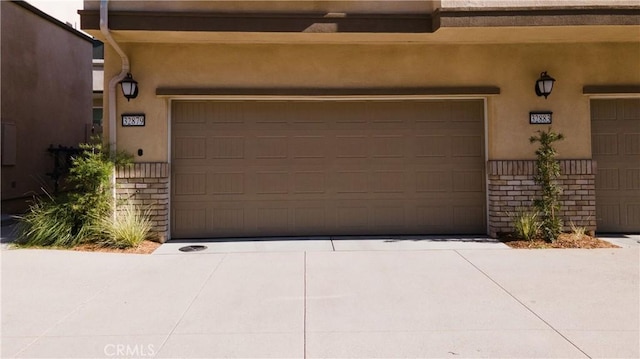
[
  {"x1": 500, "y1": 233, "x2": 620, "y2": 249},
  {"x1": 72, "y1": 240, "x2": 161, "y2": 254}
]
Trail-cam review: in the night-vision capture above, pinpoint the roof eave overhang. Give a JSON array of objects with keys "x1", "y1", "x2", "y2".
[
  {"x1": 434, "y1": 6, "x2": 640, "y2": 29},
  {"x1": 79, "y1": 6, "x2": 640, "y2": 34}
]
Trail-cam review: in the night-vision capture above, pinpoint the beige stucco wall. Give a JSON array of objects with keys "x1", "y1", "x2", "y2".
[
  {"x1": 1, "y1": 2, "x2": 92, "y2": 206},
  {"x1": 101, "y1": 39, "x2": 639, "y2": 163}
]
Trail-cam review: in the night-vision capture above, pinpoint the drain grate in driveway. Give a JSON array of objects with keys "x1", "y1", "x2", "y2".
[{"x1": 178, "y1": 245, "x2": 207, "y2": 252}]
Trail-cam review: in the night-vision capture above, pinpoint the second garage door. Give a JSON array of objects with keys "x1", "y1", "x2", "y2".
[
  {"x1": 591, "y1": 98, "x2": 640, "y2": 232},
  {"x1": 171, "y1": 100, "x2": 486, "y2": 238}
]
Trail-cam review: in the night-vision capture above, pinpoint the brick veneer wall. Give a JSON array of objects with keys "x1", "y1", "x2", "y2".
[
  {"x1": 487, "y1": 159, "x2": 596, "y2": 238},
  {"x1": 115, "y1": 163, "x2": 170, "y2": 243}
]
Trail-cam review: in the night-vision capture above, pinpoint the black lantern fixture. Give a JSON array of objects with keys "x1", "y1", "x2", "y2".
[
  {"x1": 119, "y1": 73, "x2": 138, "y2": 101},
  {"x1": 535, "y1": 71, "x2": 555, "y2": 99}
]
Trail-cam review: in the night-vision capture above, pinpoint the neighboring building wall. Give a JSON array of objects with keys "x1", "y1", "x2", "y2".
[
  {"x1": 1, "y1": 1, "x2": 92, "y2": 212},
  {"x1": 487, "y1": 160, "x2": 596, "y2": 237}
]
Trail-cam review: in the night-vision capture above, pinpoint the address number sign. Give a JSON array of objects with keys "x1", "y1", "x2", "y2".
[
  {"x1": 529, "y1": 112, "x2": 552, "y2": 125},
  {"x1": 122, "y1": 114, "x2": 145, "y2": 127}
]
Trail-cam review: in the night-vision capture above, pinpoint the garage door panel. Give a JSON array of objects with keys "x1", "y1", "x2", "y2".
[
  {"x1": 624, "y1": 134, "x2": 640, "y2": 155},
  {"x1": 209, "y1": 173, "x2": 245, "y2": 195},
  {"x1": 592, "y1": 134, "x2": 619, "y2": 156},
  {"x1": 174, "y1": 136, "x2": 207, "y2": 159},
  {"x1": 294, "y1": 207, "x2": 326, "y2": 231},
  {"x1": 174, "y1": 172, "x2": 206, "y2": 195},
  {"x1": 453, "y1": 170, "x2": 485, "y2": 192},
  {"x1": 254, "y1": 172, "x2": 289, "y2": 194},
  {"x1": 256, "y1": 207, "x2": 289, "y2": 233},
  {"x1": 209, "y1": 208, "x2": 246, "y2": 234},
  {"x1": 627, "y1": 204, "x2": 640, "y2": 226},
  {"x1": 172, "y1": 100, "x2": 486, "y2": 238},
  {"x1": 596, "y1": 203, "x2": 621, "y2": 231},
  {"x1": 372, "y1": 205, "x2": 406, "y2": 229},
  {"x1": 452, "y1": 135, "x2": 483, "y2": 157},
  {"x1": 452, "y1": 100, "x2": 484, "y2": 121},
  {"x1": 335, "y1": 135, "x2": 369, "y2": 158},
  {"x1": 622, "y1": 99, "x2": 640, "y2": 120},
  {"x1": 255, "y1": 136, "x2": 288, "y2": 159},
  {"x1": 453, "y1": 205, "x2": 486, "y2": 229},
  {"x1": 173, "y1": 208, "x2": 207, "y2": 238},
  {"x1": 291, "y1": 136, "x2": 326, "y2": 158},
  {"x1": 372, "y1": 135, "x2": 405, "y2": 158},
  {"x1": 591, "y1": 100, "x2": 617, "y2": 120},
  {"x1": 416, "y1": 171, "x2": 451, "y2": 193},
  {"x1": 414, "y1": 135, "x2": 448, "y2": 157},
  {"x1": 595, "y1": 168, "x2": 619, "y2": 190},
  {"x1": 371, "y1": 171, "x2": 406, "y2": 194},
  {"x1": 209, "y1": 137, "x2": 245, "y2": 159},
  {"x1": 293, "y1": 171, "x2": 326, "y2": 194},
  {"x1": 416, "y1": 205, "x2": 453, "y2": 230},
  {"x1": 334, "y1": 171, "x2": 369, "y2": 193}
]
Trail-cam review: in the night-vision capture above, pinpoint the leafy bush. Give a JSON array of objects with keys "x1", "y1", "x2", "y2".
[
  {"x1": 16, "y1": 140, "x2": 133, "y2": 248},
  {"x1": 509, "y1": 209, "x2": 542, "y2": 241},
  {"x1": 530, "y1": 128, "x2": 564, "y2": 242},
  {"x1": 96, "y1": 203, "x2": 153, "y2": 249}
]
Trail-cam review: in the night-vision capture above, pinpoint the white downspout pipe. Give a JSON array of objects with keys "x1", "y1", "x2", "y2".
[
  {"x1": 100, "y1": 0, "x2": 130, "y2": 213},
  {"x1": 100, "y1": 0, "x2": 129, "y2": 156}
]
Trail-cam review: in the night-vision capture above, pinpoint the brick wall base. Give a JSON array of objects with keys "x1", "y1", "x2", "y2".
[
  {"x1": 115, "y1": 163, "x2": 170, "y2": 243},
  {"x1": 487, "y1": 159, "x2": 596, "y2": 238}
]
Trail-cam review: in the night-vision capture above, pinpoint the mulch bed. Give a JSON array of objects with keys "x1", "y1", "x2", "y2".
[
  {"x1": 500, "y1": 233, "x2": 619, "y2": 249},
  {"x1": 72, "y1": 240, "x2": 161, "y2": 254}
]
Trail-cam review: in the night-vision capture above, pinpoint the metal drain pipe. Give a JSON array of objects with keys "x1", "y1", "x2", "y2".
[{"x1": 100, "y1": 0, "x2": 129, "y2": 156}]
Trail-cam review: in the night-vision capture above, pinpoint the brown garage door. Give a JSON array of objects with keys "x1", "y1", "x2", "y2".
[
  {"x1": 591, "y1": 98, "x2": 640, "y2": 233},
  {"x1": 171, "y1": 100, "x2": 486, "y2": 238}
]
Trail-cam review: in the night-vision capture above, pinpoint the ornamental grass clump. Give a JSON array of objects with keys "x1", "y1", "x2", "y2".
[
  {"x1": 16, "y1": 191, "x2": 85, "y2": 247},
  {"x1": 96, "y1": 203, "x2": 153, "y2": 249},
  {"x1": 509, "y1": 208, "x2": 542, "y2": 242},
  {"x1": 530, "y1": 128, "x2": 565, "y2": 242}
]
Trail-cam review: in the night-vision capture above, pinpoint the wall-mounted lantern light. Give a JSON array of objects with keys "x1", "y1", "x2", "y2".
[
  {"x1": 535, "y1": 71, "x2": 555, "y2": 99},
  {"x1": 119, "y1": 73, "x2": 138, "y2": 101}
]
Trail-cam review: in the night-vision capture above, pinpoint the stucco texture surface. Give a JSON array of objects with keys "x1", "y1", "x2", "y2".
[{"x1": 101, "y1": 41, "x2": 639, "y2": 162}]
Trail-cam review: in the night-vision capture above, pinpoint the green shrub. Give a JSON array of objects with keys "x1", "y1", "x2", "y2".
[
  {"x1": 96, "y1": 203, "x2": 153, "y2": 248},
  {"x1": 16, "y1": 140, "x2": 132, "y2": 248},
  {"x1": 509, "y1": 209, "x2": 542, "y2": 241},
  {"x1": 530, "y1": 128, "x2": 565, "y2": 242}
]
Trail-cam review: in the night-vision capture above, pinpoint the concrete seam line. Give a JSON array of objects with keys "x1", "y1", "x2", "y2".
[
  {"x1": 453, "y1": 250, "x2": 593, "y2": 359},
  {"x1": 156, "y1": 254, "x2": 228, "y2": 355}
]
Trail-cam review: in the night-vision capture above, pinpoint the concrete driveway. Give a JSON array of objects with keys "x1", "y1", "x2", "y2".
[{"x1": 1, "y1": 236, "x2": 638, "y2": 358}]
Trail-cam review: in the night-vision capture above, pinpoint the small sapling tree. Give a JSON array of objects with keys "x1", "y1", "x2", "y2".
[{"x1": 530, "y1": 128, "x2": 565, "y2": 242}]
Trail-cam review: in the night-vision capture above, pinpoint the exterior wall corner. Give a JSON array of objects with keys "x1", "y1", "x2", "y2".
[{"x1": 115, "y1": 162, "x2": 170, "y2": 243}]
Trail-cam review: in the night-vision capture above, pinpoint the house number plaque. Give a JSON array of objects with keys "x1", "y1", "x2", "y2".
[
  {"x1": 529, "y1": 111, "x2": 552, "y2": 125},
  {"x1": 122, "y1": 114, "x2": 145, "y2": 127}
]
